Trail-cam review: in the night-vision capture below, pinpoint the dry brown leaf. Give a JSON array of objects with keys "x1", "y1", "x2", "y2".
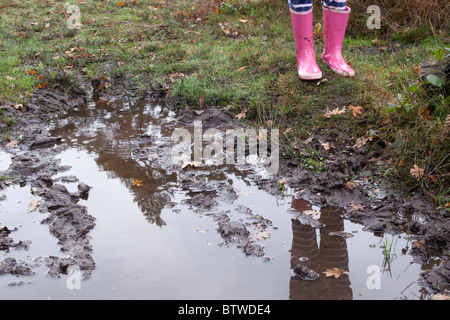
[
  {"x1": 324, "y1": 106, "x2": 346, "y2": 118},
  {"x1": 323, "y1": 268, "x2": 348, "y2": 278},
  {"x1": 413, "y1": 239, "x2": 425, "y2": 248},
  {"x1": 352, "y1": 136, "x2": 373, "y2": 149},
  {"x1": 348, "y1": 105, "x2": 363, "y2": 117},
  {"x1": 410, "y1": 164, "x2": 425, "y2": 179},
  {"x1": 319, "y1": 140, "x2": 333, "y2": 151},
  {"x1": 132, "y1": 179, "x2": 144, "y2": 187},
  {"x1": 14, "y1": 104, "x2": 24, "y2": 111},
  {"x1": 349, "y1": 201, "x2": 364, "y2": 212},
  {"x1": 345, "y1": 181, "x2": 357, "y2": 190},
  {"x1": 235, "y1": 108, "x2": 247, "y2": 119}
]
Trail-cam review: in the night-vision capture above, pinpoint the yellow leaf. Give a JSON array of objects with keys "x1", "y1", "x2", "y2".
[
  {"x1": 28, "y1": 198, "x2": 40, "y2": 213},
  {"x1": 323, "y1": 268, "x2": 348, "y2": 278}
]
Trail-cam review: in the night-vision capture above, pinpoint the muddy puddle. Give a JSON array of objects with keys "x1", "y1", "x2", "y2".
[{"x1": 0, "y1": 97, "x2": 436, "y2": 299}]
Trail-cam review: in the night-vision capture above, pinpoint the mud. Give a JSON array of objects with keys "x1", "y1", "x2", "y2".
[{"x1": 0, "y1": 78, "x2": 448, "y2": 297}]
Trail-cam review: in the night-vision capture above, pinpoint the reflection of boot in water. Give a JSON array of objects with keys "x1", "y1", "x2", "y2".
[
  {"x1": 289, "y1": 199, "x2": 353, "y2": 299},
  {"x1": 318, "y1": 206, "x2": 352, "y2": 300},
  {"x1": 289, "y1": 218, "x2": 321, "y2": 299}
]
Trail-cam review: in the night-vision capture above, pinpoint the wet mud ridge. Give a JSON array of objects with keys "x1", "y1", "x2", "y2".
[
  {"x1": 0, "y1": 84, "x2": 448, "y2": 297},
  {"x1": 1, "y1": 88, "x2": 96, "y2": 280}
]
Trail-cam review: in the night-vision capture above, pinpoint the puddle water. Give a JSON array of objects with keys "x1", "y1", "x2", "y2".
[{"x1": 0, "y1": 98, "x2": 433, "y2": 299}]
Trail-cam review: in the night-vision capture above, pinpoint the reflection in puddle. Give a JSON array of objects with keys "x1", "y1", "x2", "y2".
[{"x1": 0, "y1": 97, "x2": 433, "y2": 299}]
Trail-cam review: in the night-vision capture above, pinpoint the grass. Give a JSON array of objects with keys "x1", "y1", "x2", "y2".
[
  {"x1": 381, "y1": 233, "x2": 396, "y2": 263},
  {"x1": 0, "y1": 0, "x2": 448, "y2": 207}
]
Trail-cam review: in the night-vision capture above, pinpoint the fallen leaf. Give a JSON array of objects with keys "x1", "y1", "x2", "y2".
[
  {"x1": 319, "y1": 140, "x2": 333, "y2": 151},
  {"x1": 5, "y1": 140, "x2": 17, "y2": 147},
  {"x1": 413, "y1": 239, "x2": 425, "y2": 248},
  {"x1": 433, "y1": 293, "x2": 450, "y2": 300},
  {"x1": 345, "y1": 181, "x2": 357, "y2": 190},
  {"x1": 349, "y1": 201, "x2": 364, "y2": 212},
  {"x1": 372, "y1": 38, "x2": 381, "y2": 46},
  {"x1": 323, "y1": 268, "x2": 348, "y2": 278},
  {"x1": 132, "y1": 179, "x2": 144, "y2": 187},
  {"x1": 235, "y1": 66, "x2": 250, "y2": 72},
  {"x1": 250, "y1": 230, "x2": 270, "y2": 242},
  {"x1": 410, "y1": 164, "x2": 425, "y2": 179},
  {"x1": 348, "y1": 105, "x2": 363, "y2": 117},
  {"x1": 197, "y1": 229, "x2": 208, "y2": 235},
  {"x1": 352, "y1": 136, "x2": 372, "y2": 149},
  {"x1": 324, "y1": 106, "x2": 346, "y2": 118},
  {"x1": 28, "y1": 198, "x2": 40, "y2": 213},
  {"x1": 235, "y1": 108, "x2": 247, "y2": 119},
  {"x1": 14, "y1": 104, "x2": 24, "y2": 111},
  {"x1": 303, "y1": 209, "x2": 320, "y2": 216},
  {"x1": 181, "y1": 161, "x2": 200, "y2": 169},
  {"x1": 317, "y1": 78, "x2": 328, "y2": 86},
  {"x1": 218, "y1": 23, "x2": 231, "y2": 35},
  {"x1": 428, "y1": 175, "x2": 438, "y2": 184}
]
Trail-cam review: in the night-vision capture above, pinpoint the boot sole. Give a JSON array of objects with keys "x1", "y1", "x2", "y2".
[
  {"x1": 321, "y1": 59, "x2": 355, "y2": 77},
  {"x1": 298, "y1": 71, "x2": 323, "y2": 80}
]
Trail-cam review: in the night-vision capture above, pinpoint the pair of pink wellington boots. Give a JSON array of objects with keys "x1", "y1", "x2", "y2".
[{"x1": 291, "y1": 7, "x2": 355, "y2": 80}]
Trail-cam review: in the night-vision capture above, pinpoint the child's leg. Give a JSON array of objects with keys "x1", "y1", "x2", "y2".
[
  {"x1": 288, "y1": 0, "x2": 313, "y2": 14},
  {"x1": 320, "y1": 3, "x2": 355, "y2": 77},
  {"x1": 321, "y1": 0, "x2": 347, "y2": 11},
  {"x1": 289, "y1": 0, "x2": 322, "y2": 80}
]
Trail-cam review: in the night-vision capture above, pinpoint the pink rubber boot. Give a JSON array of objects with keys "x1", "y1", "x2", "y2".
[
  {"x1": 321, "y1": 7, "x2": 355, "y2": 77},
  {"x1": 290, "y1": 9, "x2": 322, "y2": 80}
]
